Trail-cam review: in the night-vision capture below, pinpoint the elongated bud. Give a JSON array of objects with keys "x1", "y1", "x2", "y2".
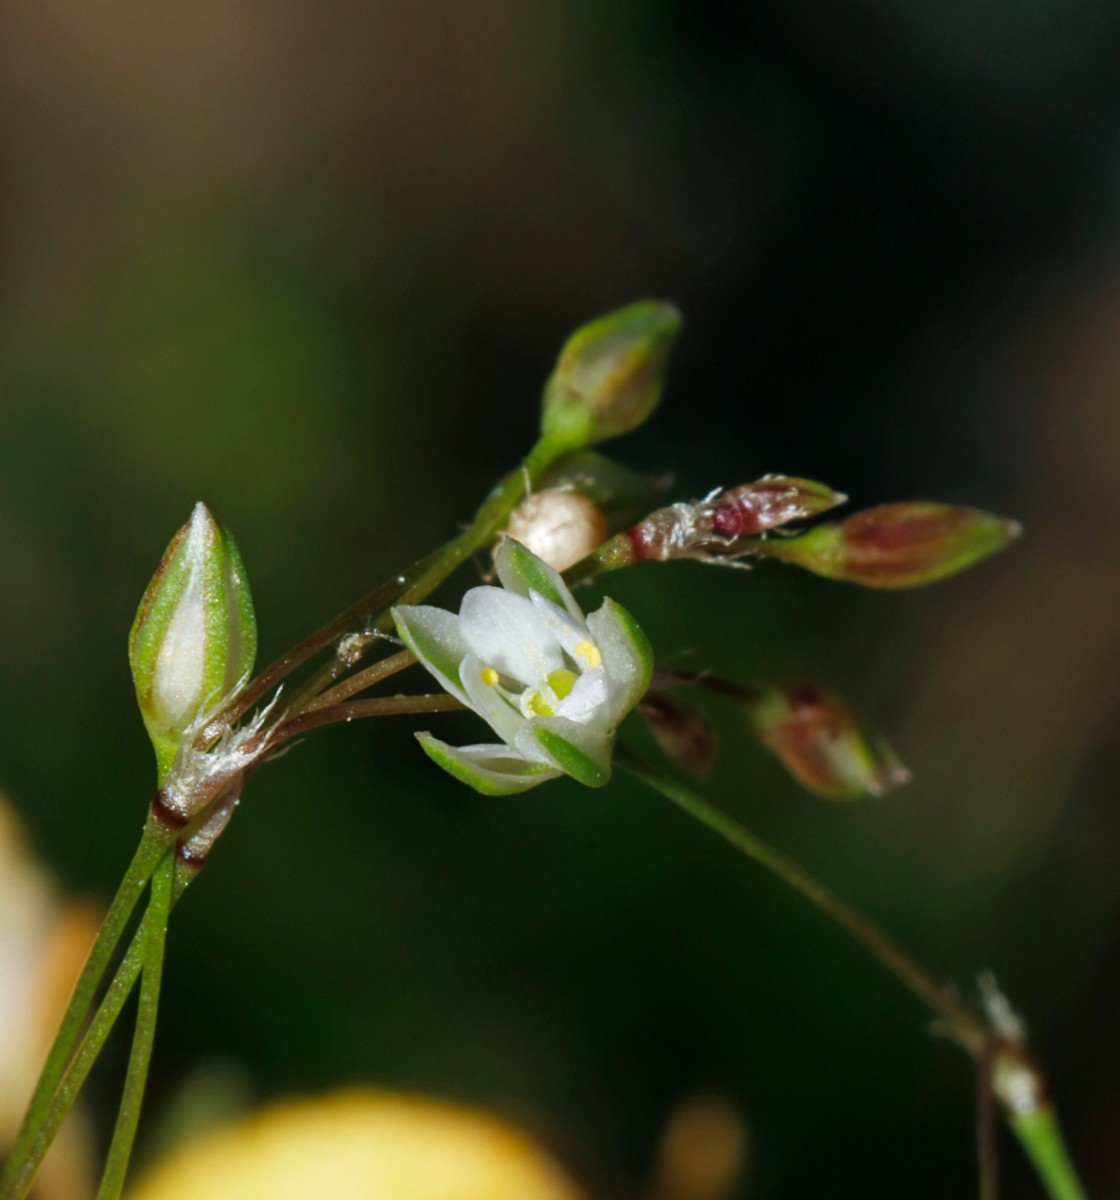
[
  {"x1": 638, "y1": 692, "x2": 716, "y2": 776},
  {"x1": 572, "y1": 476, "x2": 844, "y2": 578},
  {"x1": 754, "y1": 503, "x2": 1020, "y2": 588},
  {"x1": 505, "y1": 489, "x2": 608, "y2": 572},
  {"x1": 747, "y1": 683, "x2": 909, "y2": 799},
  {"x1": 540, "y1": 300, "x2": 682, "y2": 452},
  {"x1": 129, "y1": 503, "x2": 257, "y2": 779}
]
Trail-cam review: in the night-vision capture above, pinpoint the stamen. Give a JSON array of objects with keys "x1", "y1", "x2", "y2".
[
  {"x1": 575, "y1": 640, "x2": 602, "y2": 668},
  {"x1": 480, "y1": 666, "x2": 500, "y2": 687}
]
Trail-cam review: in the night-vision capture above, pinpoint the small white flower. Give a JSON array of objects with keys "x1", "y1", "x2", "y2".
[{"x1": 393, "y1": 538, "x2": 653, "y2": 794}]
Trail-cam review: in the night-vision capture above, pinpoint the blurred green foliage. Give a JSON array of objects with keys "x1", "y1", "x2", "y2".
[{"x1": 3, "y1": 2, "x2": 1120, "y2": 1195}]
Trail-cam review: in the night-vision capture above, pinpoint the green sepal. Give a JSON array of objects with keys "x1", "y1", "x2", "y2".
[
  {"x1": 493, "y1": 537, "x2": 574, "y2": 613},
  {"x1": 391, "y1": 606, "x2": 469, "y2": 703},
  {"x1": 416, "y1": 734, "x2": 558, "y2": 795},
  {"x1": 533, "y1": 723, "x2": 611, "y2": 788}
]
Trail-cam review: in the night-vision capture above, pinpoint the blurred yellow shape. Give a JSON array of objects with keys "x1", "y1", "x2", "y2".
[
  {"x1": 126, "y1": 1089, "x2": 584, "y2": 1200},
  {"x1": 649, "y1": 1095, "x2": 749, "y2": 1200},
  {"x1": 0, "y1": 793, "x2": 99, "y2": 1200}
]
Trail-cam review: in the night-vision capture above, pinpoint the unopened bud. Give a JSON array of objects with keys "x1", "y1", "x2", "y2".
[
  {"x1": 638, "y1": 692, "x2": 717, "y2": 776},
  {"x1": 505, "y1": 489, "x2": 608, "y2": 572},
  {"x1": 755, "y1": 503, "x2": 1020, "y2": 589},
  {"x1": 541, "y1": 300, "x2": 682, "y2": 452},
  {"x1": 129, "y1": 503, "x2": 257, "y2": 779},
  {"x1": 747, "y1": 683, "x2": 909, "y2": 799},
  {"x1": 698, "y1": 476, "x2": 845, "y2": 538},
  {"x1": 573, "y1": 476, "x2": 843, "y2": 578}
]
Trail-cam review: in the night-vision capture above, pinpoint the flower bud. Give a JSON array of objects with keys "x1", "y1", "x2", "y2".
[
  {"x1": 573, "y1": 476, "x2": 844, "y2": 578},
  {"x1": 129, "y1": 503, "x2": 257, "y2": 779},
  {"x1": 505, "y1": 489, "x2": 608, "y2": 572},
  {"x1": 698, "y1": 476, "x2": 845, "y2": 538},
  {"x1": 755, "y1": 503, "x2": 1020, "y2": 588},
  {"x1": 747, "y1": 683, "x2": 909, "y2": 799},
  {"x1": 637, "y1": 692, "x2": 716, "y2": 776},
  {"x1": 540, "y1": 300, "x2": 682, "y2": 452}
]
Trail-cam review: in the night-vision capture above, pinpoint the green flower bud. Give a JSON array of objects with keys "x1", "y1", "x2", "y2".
[
  {"x1": 747, "y1": 683, "x2": 909, "y2": 800},
  {"x1": 129, "y1": 503, "x2": 257, "y2": 780},
  {"x1": 540, "y1": 300, "x2": 682, "y2": 453},
  {"x1": 755, "y1": 503, "x2": 1020, "y2": 589}
]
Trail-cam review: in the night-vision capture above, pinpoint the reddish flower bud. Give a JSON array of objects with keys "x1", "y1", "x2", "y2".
[
  {"x1": 574, "y1": 476, "x2": 844, "y2": 578},
  {"x1": 638, "y1": 692, "x2": 716, "y2": 776},
  {"x1": 747, "y1": 683, "x2": 909, "y2": 799},
  {"x1": 696, "y1": 476, "x2": 846, "y2": 539},
  {"x1": 755, "y1": 503, "x2": 1020, "y2": 588}
]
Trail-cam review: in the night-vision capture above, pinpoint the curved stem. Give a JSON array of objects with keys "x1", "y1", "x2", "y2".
[
  {"x1": 0, "y1": 823, "x2": 173, "y2": 1197},
  {"x1": 617, "y1": 747, "x2": 1092, "y2": 1200},
  {"x1": 301, "y1": 650, "x2": 417, "y2": 712},
  {"x1": 615, "y1": 745, "x2": 986, "y2": 1048},
  {"x1": 269, "y1": 693, "x2": 464, "y2": 747},
  {"x1": 96, "y1": 853, "x2": 174, "y2": 1200},
  {"x1": 204, "y1": 437, "x2": 561, "y2": 739}
]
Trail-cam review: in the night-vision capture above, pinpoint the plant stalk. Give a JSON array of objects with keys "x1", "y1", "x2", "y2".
[
  {"x1": 0, "y1": 823, "x2": 173, "y2": 1197},
  {"x1": 95, "y1": 852, "x2": 174, "y2": 1200},
  {"x1": 616, "y1": 747, "x2": 1091, "y2": 1200}
]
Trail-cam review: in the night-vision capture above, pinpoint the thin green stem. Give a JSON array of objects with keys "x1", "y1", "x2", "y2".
[
  {"x1": 206, "y1": 437, "x2": 561, "y2": 738},
  {"x1": 1008, "y1": 1109, "x2": 1088, "y2": 1200},
  {"x1": 95, "y1": 852, "x2": 174, "y2": 1200},
  {"x1": 615, "y1": 745, "x2": 987, "y2": 1050},
  {"x1": 2, "y1": 883, "x2": 160, "y2": 1200},
  {"x1": 617, "y1": 748, "x2": 1092, "y2": 1200},
  {"x1": 0, "y1": 823, "x2": 173, "y2": 1198}
]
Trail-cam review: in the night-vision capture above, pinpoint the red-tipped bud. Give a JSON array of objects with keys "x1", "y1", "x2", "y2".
[
  {"x1": 747, "y1": 683, "x2": 909, "y2": 799},
  {"x1": 638, "y1": 692, "x2": 716, "y2": 776},
  {"x1": 576, "y1": 476, "x2": 845, "y2": 578},
  {"x1": 698, "y1": 476, "x2": 846, "y2": 538},
  {"x1": 757, "y1": 503, "x2": 1020, "y2": 589}
]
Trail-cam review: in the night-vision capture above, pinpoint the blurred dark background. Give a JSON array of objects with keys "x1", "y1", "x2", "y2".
[{"x1": 2, "y1": 2, "x2": 1120, "y2": 1195}]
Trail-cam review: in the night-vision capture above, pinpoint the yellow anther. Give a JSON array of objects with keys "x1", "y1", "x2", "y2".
[
  {"x1": 575, "y1": 640, "x2": 602, "y2": 668},
  {"x1": 480, "y1": 666, "x2": 500, "y2": 687}
]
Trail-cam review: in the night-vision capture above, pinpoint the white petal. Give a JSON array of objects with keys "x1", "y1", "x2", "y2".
[
  {"x1": 459, "y1": 653, "x2": 527, "y2": 746},
  {"x1": 554, "y1": 667, "x2": 609, "y2": 723},
  {"x1": 458, "y1": 587, "x2": 564, "y2": 683},
  {"x1": 527, "y1": 590, "x2": 591, "y2": 662},
  {"x1": 586, "y1": 598, "x2": 653, "y2": 724}
]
